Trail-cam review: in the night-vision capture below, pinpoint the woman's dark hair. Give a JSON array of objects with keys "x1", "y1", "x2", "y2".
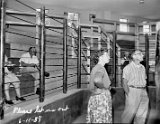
[{"x1": 92, "y1": 48, "x2": 107, "y2": 64}]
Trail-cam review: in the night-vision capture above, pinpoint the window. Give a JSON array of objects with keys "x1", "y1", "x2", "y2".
[
  {"x1": 143, "y1": 24, "x2": 150, "y2": 34},
  {"x1": 119, "y1": 18, "x2": 128, "y2": 32},
  {"x1": 67, "y1": 12, "x2": 79, "y2": 28}
]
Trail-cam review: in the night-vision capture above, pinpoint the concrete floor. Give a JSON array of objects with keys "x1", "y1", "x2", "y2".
[
  {"x1": 72, "y1": 105, "x2": 160, "y2": 124},
  {"x1": 1, "y1": 88, "x2": 160, "y2": 124},
  {"x1": 72, "y1": 105, "x2": 123, "y2": 123}
]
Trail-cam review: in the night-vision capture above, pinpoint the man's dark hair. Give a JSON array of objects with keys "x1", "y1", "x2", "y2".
[
  {"x1": 28, "y1": 46, "x2": 36, "y2": 52},
  {"x1": 28, "y1": 46, "x2": 37, "y2": 56}
]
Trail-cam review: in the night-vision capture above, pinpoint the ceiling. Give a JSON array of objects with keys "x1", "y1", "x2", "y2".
[{"x1": 28, "y1": 0, "x2": 160, "y2": 20}]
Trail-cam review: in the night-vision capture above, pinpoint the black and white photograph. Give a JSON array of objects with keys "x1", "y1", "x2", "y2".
[{"x1": 0, "y1": 0, "x2": 160, "y2": 123}]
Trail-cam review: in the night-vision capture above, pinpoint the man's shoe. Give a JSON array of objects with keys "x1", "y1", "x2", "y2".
[
  {"x1": 36, "y1": 88, "x2": 40, "y2": 95},
  {"x1": 16, "y1": 96, "x2": 26, "y2": 101},
  {"x1": 5, "y1": 100, "x2": 14, "y2": 105},
  {"x1": 0, "y1": 105, "x2": 4, "y2": 120}
]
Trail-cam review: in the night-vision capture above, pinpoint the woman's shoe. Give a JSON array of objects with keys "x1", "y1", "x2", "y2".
[
  {"x1": 15, "y1": 96, "x2": 26, "y2": 101},
  {"x1": 5, "y1": 100, "x2": 14, "y2": 105}
]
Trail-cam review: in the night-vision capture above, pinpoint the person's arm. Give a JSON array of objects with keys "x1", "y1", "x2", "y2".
[
  {"x1": 94, "y1": 69, "x2": 108, "y2": 89},
  {"x1": 4, "y1": 55, "x2": 9, "y2": 65},
  {"x1": 94, "y1": 77, "x2": 105, "y2": 89},
  {"x1": 122, "y1": 78, "x2": 129, "y2": 95},
  {"x1": 122, "y1": 66, "x2": 130, "y2": 95},
  {"x1": 20, "y1": 54, "x2": 39, "y2": 67},
  {"x1": 19, "y1": 54, "x2": 35, "y2": 67},
  {"x1": 20, "y1": 61, "x2": 36, "y2": 67}
]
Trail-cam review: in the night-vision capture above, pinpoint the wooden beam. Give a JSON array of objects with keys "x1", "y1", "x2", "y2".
[{"x1": 6, "y1": 9, "x2": 36, "y2": 16}]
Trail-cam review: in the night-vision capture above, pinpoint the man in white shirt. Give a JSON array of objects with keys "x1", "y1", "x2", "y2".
[
  {"x1": 4, "y1": 55, "x2": 25, "y2": 105},
  {"x1": 155, "y1": 58, "x2": 160, "y2": 113},
  {"x1": 121, "y1": 50, "x2": 149, "y2": 124},
  {"x1": 19, "y1": 47, "x2": 39, "y2": 93}
]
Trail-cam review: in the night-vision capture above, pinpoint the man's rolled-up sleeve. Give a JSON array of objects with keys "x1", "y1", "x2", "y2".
[{"x1": 123, "y1": 67, "x2": 129, "y2": 81}]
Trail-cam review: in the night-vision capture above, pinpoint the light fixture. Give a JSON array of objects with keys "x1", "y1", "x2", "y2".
[{"x1": 139, "y1": 0, "x2": 144, "y2": 4}]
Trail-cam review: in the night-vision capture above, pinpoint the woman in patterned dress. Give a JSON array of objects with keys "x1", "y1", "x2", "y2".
[{"x1": 86, "y1": 49, "x2": 112, "y2": 123}]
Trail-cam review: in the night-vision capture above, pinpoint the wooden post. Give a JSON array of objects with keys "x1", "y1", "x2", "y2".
[
  {"x1": 77, "y1": 26, "x2": 81, "y2": 88},
  {"x1": 39, "y1": 7, "x2": 46, "y2": 102},
  {"x1": 0, "y1": 0, "x2": 6, "y2": 119},
  {"x1": 113, "y1": 22, "x2": 117, "y2": 87},
  {"x1": 63, "y1": 18, "x2": 68, "y2": 93},
  {"x1": 87, "y1": 45, "x2": 90, "y2": 83},
  {"x1": 145, "y1": 34, "x2": 149, "y2": 85}
]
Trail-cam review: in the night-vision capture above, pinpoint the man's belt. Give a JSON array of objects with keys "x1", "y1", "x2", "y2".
[{"x1": 129, "y1": 85, "x2": 146, "y2": 89}]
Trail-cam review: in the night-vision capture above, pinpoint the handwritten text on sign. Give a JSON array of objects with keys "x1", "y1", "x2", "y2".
[
  {"x1": 12, "y1": 105, "x2": 69, "y2": 123},
  {"x1": 13, "y1": 105, "x2": 69, "y2": 114}
]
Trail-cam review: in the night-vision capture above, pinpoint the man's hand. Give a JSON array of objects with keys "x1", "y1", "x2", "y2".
[
  {"x1": 30, "y1": 63, "x2": 36, "y2": 67},
  {"x1": 124, "y1": 89, "x2": 129, "y2": 96},
  {"x1": 20, "y1": 61, "x2": 36, "y2": 67},
  {"x1": 122, "y1": 78, "x2": 129, "y2": 96}
]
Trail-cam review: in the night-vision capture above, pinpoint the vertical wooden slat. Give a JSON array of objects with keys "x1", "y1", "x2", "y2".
[
  {"x1": 145, "y1": 34, "x2": 149, "y2": 85},
  {"x1": 0, "y1": 0, "x2": 6, "y2": 119},
  {"x1": 77, "y1": 26, "x2": 81, "y2": 88},
  {"x1": 39, "y1": 7, "x2": 46, "y2": 102},
  {"x1": 63, "y1": 18, "x2": 67, "y2": 93}
]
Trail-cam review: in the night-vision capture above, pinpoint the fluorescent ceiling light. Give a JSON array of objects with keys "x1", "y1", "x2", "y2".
[{"x1": 139, "y1": 0, "x2": 144, "y2": 4}]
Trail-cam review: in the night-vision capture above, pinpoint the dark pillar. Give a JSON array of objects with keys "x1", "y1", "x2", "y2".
[
  {"x1": 77, "y1": 26, "x2": 81, "y2": 88},
  {"x1": 39, "y1": 7, "x2": 46, "y2": 102},
  {"x1": 63, "y1": 18, "x2": 68, "y2": 93},
  {"x1": 145, "y1": 34, "x2": 149, "y2": 85}
]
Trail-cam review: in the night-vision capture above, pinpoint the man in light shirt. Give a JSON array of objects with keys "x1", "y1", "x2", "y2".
[
  {"x1": 121, "y1": 50, "x2": 149, "y2": 124},
  {"x1": 155, "y1": 58, "x2": 160, "y2": 113},
  {"x1": 19, "y1": 47, "x2": 39, "y2": 93},
  {"x1": 4, "y1": 55, "x2": 25, "y2": 105}
]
